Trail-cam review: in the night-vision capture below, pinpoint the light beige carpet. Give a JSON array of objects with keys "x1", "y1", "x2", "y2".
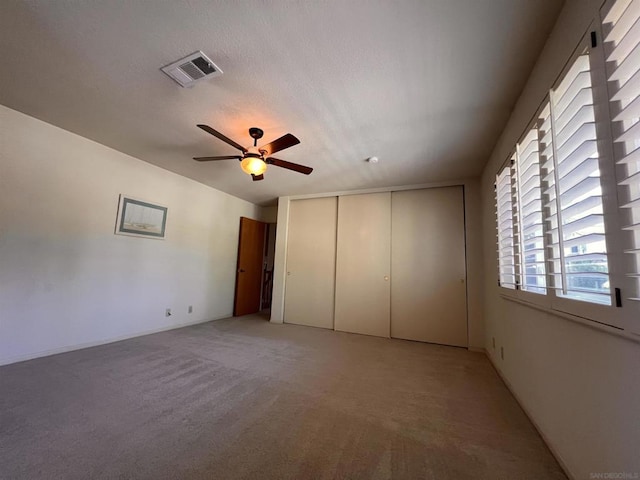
[{"x1": 0, "y1": 314, "x2": 566, "y2": 479}]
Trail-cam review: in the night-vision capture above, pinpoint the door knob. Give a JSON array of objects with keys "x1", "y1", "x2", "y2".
[{"x1": 384, "y1": 276, "x2": 389, "y2": 281}]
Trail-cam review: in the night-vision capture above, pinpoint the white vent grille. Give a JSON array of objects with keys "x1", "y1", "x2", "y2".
[{"x1": 161, "y1": 51, "x2": 222, "y2": 88}]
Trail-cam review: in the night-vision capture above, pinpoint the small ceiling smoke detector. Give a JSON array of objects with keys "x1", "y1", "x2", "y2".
[
  {"x1": 366, "y1": 156, "x2": 379, "y2": 163},
  {"x1": 161, "y1": 51, "x2": 222, "y2": 88}
]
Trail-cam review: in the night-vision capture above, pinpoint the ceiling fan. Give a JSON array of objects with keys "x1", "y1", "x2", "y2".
[{"x1": 193, "y1": 125, "x2": 313, "y2": 181}]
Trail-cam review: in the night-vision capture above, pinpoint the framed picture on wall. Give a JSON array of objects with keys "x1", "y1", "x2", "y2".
[{"x1": 115, "y1": 195, "x2": 168, "y2": 239}]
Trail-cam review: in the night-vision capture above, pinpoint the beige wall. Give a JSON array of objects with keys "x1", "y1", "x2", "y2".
[
  {"x1": 261, "y1": 205, "x2": 278, "y2": 224},
  {"x1": 0, "y1": 104, "x2": 264, "y2": 365},
  {"x1": 480, "y1": 0, "x2": 640, "y2": 477}
]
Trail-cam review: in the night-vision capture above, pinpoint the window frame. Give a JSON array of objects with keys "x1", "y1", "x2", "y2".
[
  {"x1": 599, "y1": 0, "x2": 640, "y2": 334},
  {"x1": 496, "y1": 160, "x2": 518, "y2": 291},
  {"x1": 495, "y1": 27, "x2": 631, "y2": 330},
  {"x1": 514, "y1": 124, "x2": 549, "y2": 302},
  {"x1": 546, "y1": 30, "x2": 624, "y2": 325},
  {"x1": 496, "y1": 118, "x2": 553, "y2": 308}
]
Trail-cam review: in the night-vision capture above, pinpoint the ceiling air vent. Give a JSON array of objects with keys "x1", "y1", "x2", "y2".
[{"x1": 161, "y1": 51, "x2": 222, "y2": 88}]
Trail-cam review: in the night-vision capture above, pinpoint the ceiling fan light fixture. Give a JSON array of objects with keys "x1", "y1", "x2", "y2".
[
  {"x1": 240, "y1": 155, "x2": 267, "y2": 176},
  {"x1": 194, "y1": 125, "x2": 311, "y2": 178}
]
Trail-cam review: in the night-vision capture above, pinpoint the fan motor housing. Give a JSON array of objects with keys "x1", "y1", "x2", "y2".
[{"x1": 249, "y1": 128, "x2": 264, "y2": 140}]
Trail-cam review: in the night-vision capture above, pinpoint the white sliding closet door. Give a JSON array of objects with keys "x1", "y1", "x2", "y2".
[
  {"x1": 334, "y1": 192, "x2": 391, "y2": 337},
  {"x1": 391, "y1": 187, "x2": 467, "y2": 347},
  {"x1": 284, "y1": 197, "x2": 337, "y2": 329}
]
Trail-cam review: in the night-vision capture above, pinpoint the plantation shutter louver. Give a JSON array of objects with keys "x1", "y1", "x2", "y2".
[
  {"x1": 514, "y1": 128, "x2": 547, "y2": 294},
  {"x1": 602, "y1": 0, "x2": 640, "y2": 302},
  {"x1": 496, "y1": 166, "x2": 517, "y2": 289},
  {"x1": 539, "y1": 104, "x2": 564, "y2": 296},
  {"x1": 546, "y1": 53, "x2": 612, "y2": 305}
]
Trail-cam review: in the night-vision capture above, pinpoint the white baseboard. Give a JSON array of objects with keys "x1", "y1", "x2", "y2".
[
  {"x1": 484, "y1": 351, "x2": 575, "y2": 480},
  {"x1": 0, "y1": 314, "x2": 232, "y2": 366}
]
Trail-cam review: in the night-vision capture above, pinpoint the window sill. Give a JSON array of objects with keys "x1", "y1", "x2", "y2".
[{"x1": 499, "y1": 293, "x2": 640, "y2": 344}]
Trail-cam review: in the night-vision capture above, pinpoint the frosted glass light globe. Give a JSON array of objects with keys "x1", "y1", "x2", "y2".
[{"x1": 240, "y1": 156, "x2": 267, "y2": 175}]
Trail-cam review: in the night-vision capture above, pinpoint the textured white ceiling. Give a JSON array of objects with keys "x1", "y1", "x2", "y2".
[{"x1": 0, "y1": 0, "x2": 563, "y2": 205}]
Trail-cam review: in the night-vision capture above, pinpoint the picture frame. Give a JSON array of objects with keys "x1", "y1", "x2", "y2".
[{"x1": 115, "y1": 195, "x2": 168, "y2": 239}]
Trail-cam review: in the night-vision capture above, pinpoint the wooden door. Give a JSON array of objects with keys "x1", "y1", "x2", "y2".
[
  {"x1": 234, "y1": 217, "x2": 266, "y2": 316},
  {"x1": 390, "y1": 187, "x2": 467, "y2": 347},
  {"x1": 334, "y1": 192, "x2": 391, "y2": 337},
  {"x1": 284, "y1": 197, "x2": 337, "y2": 329}
]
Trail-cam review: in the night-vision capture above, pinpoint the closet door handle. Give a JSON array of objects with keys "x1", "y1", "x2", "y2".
[{"x1": 384, "y1": 276, "x2": 389, "y2": 281}]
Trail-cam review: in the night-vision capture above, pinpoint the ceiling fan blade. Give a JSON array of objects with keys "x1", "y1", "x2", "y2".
[
  {"x1": 259, "y1": 133, "x2": 300, "y2": 156},
  {"x1": 193, "y1": 155, "x2": 243, "y2": 162},
  {"x1": 266, "y1": 157, "x2": 313, "y2": 175},
  {"x1": 251, "y1": 174, "x2": 264, "y2": 181},
  {"x1": 197, "y1": 124, "x2": 247, "y2": 153}
]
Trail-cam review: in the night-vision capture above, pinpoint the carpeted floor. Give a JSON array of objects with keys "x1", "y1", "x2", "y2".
[{"x1": 0, "y1": 315, "x2": 566, "y2": 480}]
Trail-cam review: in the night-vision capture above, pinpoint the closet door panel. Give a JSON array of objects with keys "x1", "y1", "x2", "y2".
[
  {"x1": 391, "y1": 187, "x2": 467, "y2": 347},
  {"x1": 334, "y1": 192, "x2": 391, "y2": 337},
  {"x1": 284, "y1": 197, "x2": 337, "y2": 329}
]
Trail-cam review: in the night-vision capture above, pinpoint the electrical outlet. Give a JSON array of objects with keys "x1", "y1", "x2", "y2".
[
  {"x1": 492, "y1": 337, "x2": 495, "y2": 349},
  {"x1": 188, "y1": 305, "x2": 193, "y2": 314},
  {"x1": 165, "y1": 308, "x2": 172, "y2": 317},
  {"x1": 500, "y1": 346, "x2": 504, "y2": 360}
]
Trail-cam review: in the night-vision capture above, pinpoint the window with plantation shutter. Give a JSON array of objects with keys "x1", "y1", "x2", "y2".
[
  {"x1": 493, "y1": 16, "x2": 640, "y2": 331},
  {"x1": 602, "y1": 0, "x2": 640, "y2": 303},
  {"x1": 545, "y1": 53, "x2": 612, "y2": 305},
  {"x1": 514, "y1": 128, "x2": 546, "y2": 294},
  {"x1": 496, "y1": 166, "x2": 516, "y2": 289}
]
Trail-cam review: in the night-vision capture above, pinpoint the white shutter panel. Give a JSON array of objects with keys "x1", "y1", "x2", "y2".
[
  {"x1": 514, "y1": 128, "x2": 546, "y2": 293},
  {"x1": 547, "y1": 54, "x2": 612, "y2": 305},
  {"x1": 496, "y1": 166, "x2": 517, "y2": 289},
  {"x1": 539, "y1": 103, "x2": 563, "y2": 293},
  {"x1": 603, "y1": 0, "x2": 640, "y2": 302}
]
